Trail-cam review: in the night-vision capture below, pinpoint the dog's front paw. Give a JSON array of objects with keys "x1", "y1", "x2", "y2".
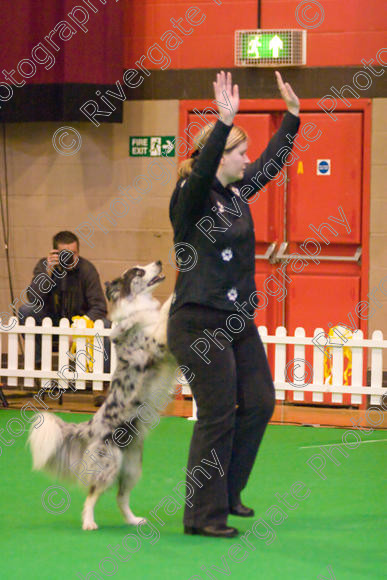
[
  {"x1": 82, "y1": 520, "x2": 99, "y2": 531},
  {"x1": 153, "y1": 325, "x2": 167, "y2": 346},
  {"x1": 160, "y1": 294, "x2": 173, "y2": 319}
]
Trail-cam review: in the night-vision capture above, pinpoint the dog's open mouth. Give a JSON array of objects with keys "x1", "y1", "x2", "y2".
[{"x1": 147, "y1": 274, "x2": 165, "y2": 287}]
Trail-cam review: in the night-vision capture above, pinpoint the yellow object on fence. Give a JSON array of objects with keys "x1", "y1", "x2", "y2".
[
  {"x1": 71, "y1": 315, "x2": 94, "y2": 372},
  {"x1": 324, "y1": 325, "x2": 353, "y2": 385}
]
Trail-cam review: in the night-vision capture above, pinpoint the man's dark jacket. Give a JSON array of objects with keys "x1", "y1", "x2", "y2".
[{"x1": 27, "y1": 256, "x2": 107, "y2": 321}]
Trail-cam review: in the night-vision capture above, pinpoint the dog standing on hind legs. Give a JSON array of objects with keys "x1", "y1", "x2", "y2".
[{"x1": 29, "y1": 261, "x2": 176, "y2": 530}]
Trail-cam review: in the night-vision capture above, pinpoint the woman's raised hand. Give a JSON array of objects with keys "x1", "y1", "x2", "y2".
[
  {"x1": 275, "y1": 71, "x2": 300, "y2": 116},
  {"x1": 213, "y1": 71, "x2": 239, "y2": 126}
]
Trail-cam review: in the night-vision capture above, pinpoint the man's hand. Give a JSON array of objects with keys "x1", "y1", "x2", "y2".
[
  {"x1": 275, "y1": 71, "x2": 300, "y2": 116},
  {"x1": 46, "y1": 249, "x2": 60, "y2": 276},
  {"x1": 213, "y1": 70, "x2": 239, "y2": 126}
]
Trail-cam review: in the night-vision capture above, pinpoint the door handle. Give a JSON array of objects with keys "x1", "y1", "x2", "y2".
[
  {"x1": 276, "y1": 242, "x2": 362, "y2": 262},
  {"x1": 255, "y1": 242, "x2": 277, "y2": 261}
]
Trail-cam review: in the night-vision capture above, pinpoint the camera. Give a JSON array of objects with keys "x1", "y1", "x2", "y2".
[{"x1": 54, "y1": 249, "x2": 76, "y2": 273}]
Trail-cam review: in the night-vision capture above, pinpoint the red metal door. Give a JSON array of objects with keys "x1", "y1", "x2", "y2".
[{"x1": 283, "y1": 112, "x2": 366, "y2": 404}]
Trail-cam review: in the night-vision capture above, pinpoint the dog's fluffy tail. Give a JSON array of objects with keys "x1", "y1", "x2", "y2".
[{"x1": 28, "y1": 412, "x2": 89, "y2": 483}]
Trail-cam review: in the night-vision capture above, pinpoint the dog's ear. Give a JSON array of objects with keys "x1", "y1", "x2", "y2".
[{"x1": 105, "y1": 280, "x2": 118, "y2": 301}]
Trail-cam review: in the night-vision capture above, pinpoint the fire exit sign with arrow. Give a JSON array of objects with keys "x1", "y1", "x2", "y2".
[{"x1": 235, "y1": 29, "x2": 306, "y2": 67}]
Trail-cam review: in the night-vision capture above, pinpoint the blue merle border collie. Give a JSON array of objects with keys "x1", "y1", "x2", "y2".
[{"x1": 29, "y1": 261, "x2": 175, "y2": 530}]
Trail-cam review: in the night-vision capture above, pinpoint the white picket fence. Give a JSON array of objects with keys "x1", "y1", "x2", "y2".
[
  {"x1": 0, "y1": 318, "x2": 386, "y2": 409},
  {"x1": 259, "y1": 326, "x2": 386, "y2": 405},
  {"x1": 184, "y1": 326, "x2": 387, "y2": 419},
  {"x1": 0, "y1": 317, "x2": 114, "y2": 392}
]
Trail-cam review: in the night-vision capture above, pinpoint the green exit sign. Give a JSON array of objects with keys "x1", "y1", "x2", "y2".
[
  {"x1": 235, "y1": 29, "x2": 306, "y2": 67},
  {"x1": 129, "y1": 136, "x2": 175, "y2": 157}
]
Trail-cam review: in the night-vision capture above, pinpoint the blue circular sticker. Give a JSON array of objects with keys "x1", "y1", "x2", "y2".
[{"x1": 318, "y1": 160, "x2": 330, "y2": 174}]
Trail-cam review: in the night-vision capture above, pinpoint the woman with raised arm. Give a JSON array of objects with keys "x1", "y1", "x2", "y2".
[{"x1": 167, "y1": 71, "x2": 300, "y2": 538}]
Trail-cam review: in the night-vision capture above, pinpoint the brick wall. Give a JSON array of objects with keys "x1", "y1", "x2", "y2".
[{"x1": 369, "y1": 99, "x2": 387, "y2": 342}]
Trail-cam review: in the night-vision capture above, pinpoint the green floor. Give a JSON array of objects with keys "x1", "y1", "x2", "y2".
[{"x1": 0, "y1": 409, "x2": 385, "y2": 580}]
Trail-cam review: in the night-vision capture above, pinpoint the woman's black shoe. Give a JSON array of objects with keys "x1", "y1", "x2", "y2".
[
  {"x1": 229, "y1": 503, "x2": 255, "y2": 517},
  {"x1": 184, "y1": 524, "x2": 238, "y2": 538}
]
